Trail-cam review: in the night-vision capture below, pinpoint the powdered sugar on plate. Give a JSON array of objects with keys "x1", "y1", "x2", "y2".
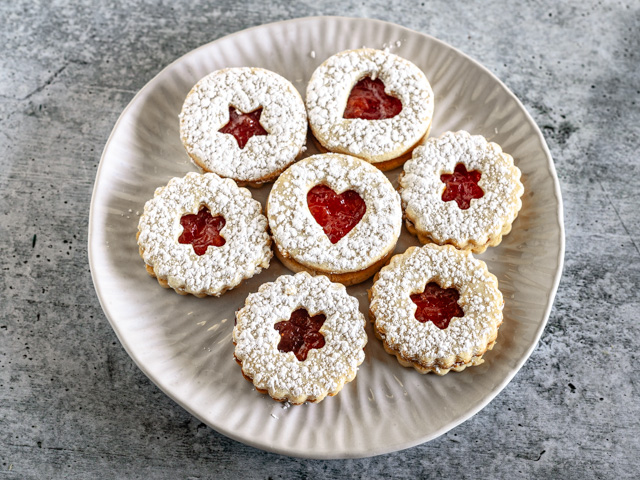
[
  {"x1": 137, "y1": 172, "x2": 272, "y2": 296},
  {"x1": 180, "y1": 67, "x2": 307, "y2": 184},
  {"x1": 306, "y1": 48, "x2": 433, "y2": 163},
  {"x1": 267, "y1": 153, "x2": 402, "y2": 273}
]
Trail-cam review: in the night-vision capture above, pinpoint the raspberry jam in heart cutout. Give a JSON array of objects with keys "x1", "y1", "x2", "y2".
[
  {"x1": 410, "y1": 282, "x2": 464, "y2": 330},
  {"x1": 440, "y1": 163, "x2": 484, "y2": 210},
  {"x1": 218, "y1": 106, "x2": 268, "y2": 149},
  {"x1": 343, "y1": 77, "x2": 403, "y2": 120},
  {"x1": 178, "y1": 206, "x2": 226, "y2": 256},
  {"x1": 274, "y1": 308, "x2": 326, "y2": 361},
  {"x1": 307, "y1": 185, "x2": 366, "y2": 244}
]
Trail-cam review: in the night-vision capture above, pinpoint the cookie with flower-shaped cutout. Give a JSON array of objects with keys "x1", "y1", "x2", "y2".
[
  {"x1": 136, "y1": 172, "x2": 272, "y2": 297},
  {"x1": 399, "y1": 130, "x2": 524, "y2": 253},
  {"x1": 369, "y1": 243, "x2": 504, "y2": 375},
  {"x1": 233, "y1": 272, "x2": 368, "y2": 404}
]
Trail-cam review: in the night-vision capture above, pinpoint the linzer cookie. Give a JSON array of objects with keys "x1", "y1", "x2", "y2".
[
  {"x1": 180, "y1": 67, "x2": 307, "y2": 186},
  {"x1": 369, "y1": 244, "x2": 504, "y2": 375},
  {"x1": 136, "y1": 172, "x2": 272, "y2": 297},
  {"x1": 233, "y1": 272, "x2": 368, "y2": 404},
  {"x1": 267, "y1": 153, "x2": 402, "y2": 286},
  {"x1": 399, "y1": 130, "x2": 524, "y2": 253},
  {"x1": 306, "y1": 48, "x2": 434, "y2": 170}
]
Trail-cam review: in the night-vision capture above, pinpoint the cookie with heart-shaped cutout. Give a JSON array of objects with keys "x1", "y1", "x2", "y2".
[
  {"x1": 306, "y1": 48, "x2": 434, "y2": 170},
  {"x1": 267, "y1": 153, "x2": 402, "y2": 286}
]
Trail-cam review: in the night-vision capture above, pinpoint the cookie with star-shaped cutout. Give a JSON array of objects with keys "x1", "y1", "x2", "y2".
[
  {"x1": 179, "y1": 67, "x2": 307, "y2": 187},
  {"x1": 399, "y1": 130, "x2": 524, "y2": 253}
]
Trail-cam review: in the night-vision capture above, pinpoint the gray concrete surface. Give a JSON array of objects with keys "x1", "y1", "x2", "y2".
[{"x1": 1, "y1": 0, "x2": 639, "y2": 478}]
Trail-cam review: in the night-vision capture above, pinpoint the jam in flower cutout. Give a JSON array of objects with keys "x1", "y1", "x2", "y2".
[
  {"x1": 440, "y1": 163, "x2": 484, "y2": 210},
  {"x1": 410, "y1": 282, "x2": 464, "y2": 330},
  {"x1": 178, "y1": 206, "x2": 226, "y2": 256},
  {"x1": 307, "y1": 185, "x2": 367, "y2": 244},
  {"x1": 274, "y1": 309, "x2": 327, "y2": 361},
  {"x1": 218, "y1": 106, "x2": 268, "y2": 149},
  {"x1": 343, "y1": 77, "x2": 403, "y2": 120}
]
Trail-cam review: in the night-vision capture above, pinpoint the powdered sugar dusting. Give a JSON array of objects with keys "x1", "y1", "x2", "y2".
[
  {"x1": 400, "y1": 131, "x2": 524, "y2": 248},
  {"x1": 305, "y1": 48, "x2": 433, "y2": 163},
  {"x1": 370, "y1": 244, "x2": 503, "y2": 363},
  {"x1": 137, "y1": 172, "x2": 272, "y2": 295},
  {"x1": 233, "y1": 272, "x2": 368, "y2": 403},
  {"x1": 180, "y1": 67, "x2": 307, "y2": 183},
  {"x1": 267, "y1": 153, "x2": 402, "y2": 273}
]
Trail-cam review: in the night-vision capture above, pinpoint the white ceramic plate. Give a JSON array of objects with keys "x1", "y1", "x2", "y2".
[{"x1": 89, "y1": 17, "x2": 564, "y2": 459}]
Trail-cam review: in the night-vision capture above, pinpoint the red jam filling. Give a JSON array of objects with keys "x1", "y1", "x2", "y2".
[
  {"x1": 274, "y1": 309, "x2": 326, "y2": 361},
  {"x1": 410, "y1": 282, "x2": 464, "y2": 330},
  {"x1": 178, "y1": 207, "x2": 226, "y2": 256},
  {"x1": 440, "y1": 163, "x2": 484, "y2": 210},
  {"x1": 218, "y1": 106, "x2": 268, "y2": 149},
  {"x1": 343, "y1": 77, "x2": 403, "y2": 120},
  {"x1": 307, "y1": 185, "x2": 366, "y2": 244}
]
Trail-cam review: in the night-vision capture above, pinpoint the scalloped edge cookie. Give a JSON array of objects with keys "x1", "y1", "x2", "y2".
[
  {"x1": 137, "y1": 172, "x2": 272, "y2": 297},
  {"x1": 233, "y1": 272, "x2": 367, "y2": 404},
  {"x1": 369, "y1": 244, "x2": 504, "y2": 375},
  {"x1": 399, "y1": 130, "x2": 524, "y2": 253}
]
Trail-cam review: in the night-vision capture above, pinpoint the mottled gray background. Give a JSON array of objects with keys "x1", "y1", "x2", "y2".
[{"x1": 1, "y1": 0, "x2": 639, "y2": 478}]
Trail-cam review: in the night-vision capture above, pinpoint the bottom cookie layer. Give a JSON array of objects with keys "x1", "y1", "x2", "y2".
[
  {"x1": 311, "y1": 125, "x2": 430, "y2": 172},
  {"x1": 403, "y1": 216, "x2": 513, "y2": 254},
  {"x1": 379, "y1": 335, "x2": 496, "y2": 375},
  {"x1": 234, "y1": 354, "x2": 343, "y2": 405},
  {"x1": 274, "y1": 242, "x2": 394, "y2": 287}
]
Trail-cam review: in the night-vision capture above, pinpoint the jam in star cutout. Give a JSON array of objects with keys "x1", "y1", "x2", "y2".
[
  {"x1": 410, "y1": 282, "x2": 464, "y2": 330},
  {"x1": 440, "y1": 163, "x2": 484, "y2": 210},
  {"x1": 218, "y1": 106, "x2": 268, "y2": 149},
  {"x1": 178, "y1": 206, "x2": 226, "y2": 256},
  {"x1": 343, "y1": 77, "x2": 403, "y2": 120},
  {"x1": 274, "y1": 309, "x2": 327, "y2": 361},
  {"x1": 307, "y1": 185, "x2": 366, "y2": 244}
]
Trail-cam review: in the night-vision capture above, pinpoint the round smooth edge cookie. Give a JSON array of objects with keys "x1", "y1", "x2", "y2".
[
  {"x1": 267, "y1": 153, "x2": 402, "y2": 286},
  {"x1": 305, "y1": 48, "x2": 434, "y2": 169},
  {"x1": 180, "y1": 67, "x2": 308, "y2": 186},
  {"x1": 399, "y1": 130, "x2": 524, "y2": 253},
  {"x1": 136, "y1": 172, "x2": 273, "y2": 297},
  {"x1": 369, "y1": 243, "x2": 504, "y2": 375},
  {"x1": 233, "y1": 271, "x2": 368, "y2": 404}
]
